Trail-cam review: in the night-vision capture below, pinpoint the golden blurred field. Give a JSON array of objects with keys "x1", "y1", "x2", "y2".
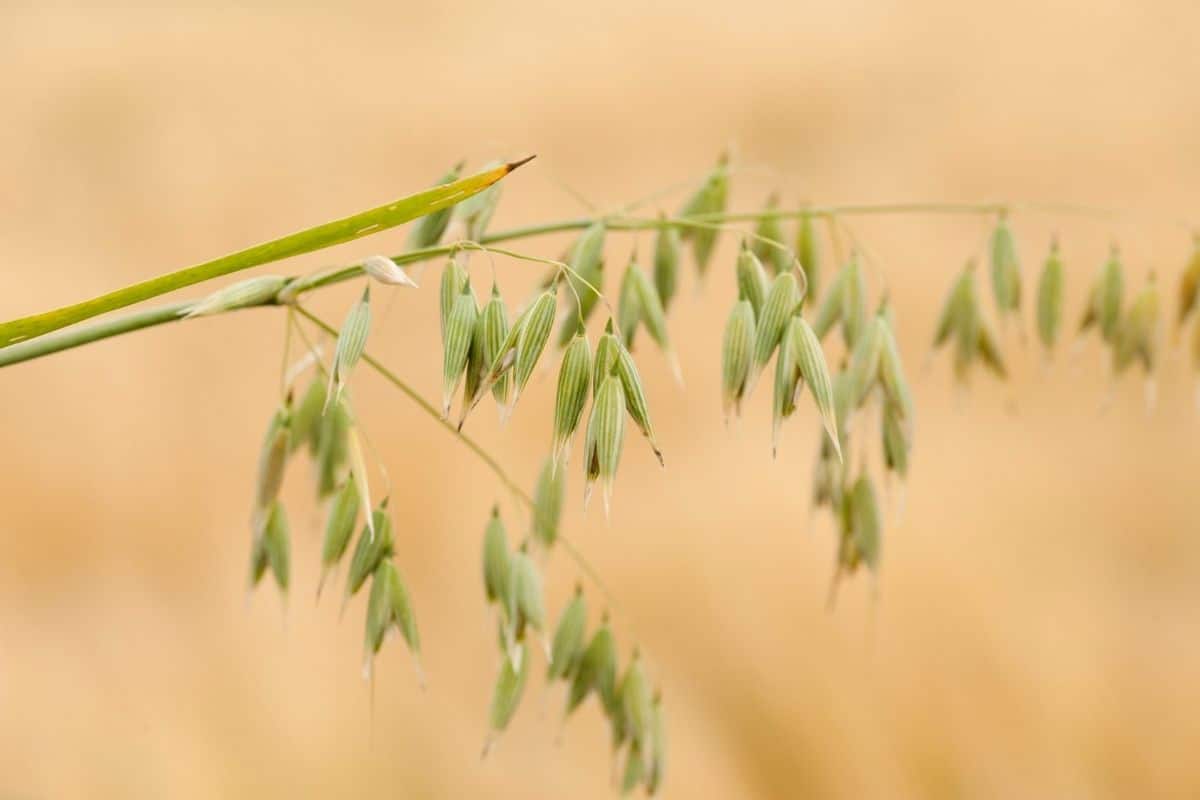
[{"x1": 3, "y1": 1, "x2": 1200, "y2": 797}]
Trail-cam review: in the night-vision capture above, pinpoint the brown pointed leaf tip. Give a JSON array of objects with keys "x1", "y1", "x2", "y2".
[{"x1": 505, "y1": 155, "x2": 538, "y2": 172}]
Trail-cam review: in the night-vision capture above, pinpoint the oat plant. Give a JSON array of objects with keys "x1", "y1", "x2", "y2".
[{"x1": 3, "y1": 153, "x2": 1199, "y2": 796}]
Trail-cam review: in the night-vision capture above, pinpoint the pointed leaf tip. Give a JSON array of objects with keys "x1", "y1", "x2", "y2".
[{"x1": 506, "y1": 154, "x2": 537, "y2": 172}]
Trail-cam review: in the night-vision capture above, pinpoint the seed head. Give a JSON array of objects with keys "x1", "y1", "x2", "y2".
[
  {"x1": 1114, "y1": 273, "x2": 1160, "y2": 375},
  {"x1": 558, "y1": 222, "x2": 607, "y2": 345},
  {"x1": 652, "y1": 216, "x2": 682, "y2": 312},
  {"x1": 567, "y1": 621, "x2": 618, "y2": 716},
  {"x1": 480, "y1": 283, "x2": 513, "y2": 415},
  {"x1": 617, "y1": 261, "x2": 642, "y2": 347},
  {"x1": 508, "y1": 548, "x2": 546, "y2": 637},
  {"x1": 976, "y1": 319, "x2": 1007, "y2": 379},
  {"x1": 552, "y1": 333, "x2": 593, "y2": 466},
  {"x1": 254, "y1": 405, "x2": 291, "y2": 522},
  {"x1": 989, "y1": 215, "x2": 1022, "y2": 317},
  {"x1": 346, "y1": 419, "x2": 375, "y2": 538},
  {"x1": 627, "y1": 263, "x2": 675, "y2": 375},
  {"x1": 848, "y1": 475, "x2": 881, "y2": 571},
  {"x1": 752, "y1": 271, "x2": 801, "y2": 381},
  {"x1": 183, "y1": 275, "x2": 287, "y2": 319},
  {"x1": 364, "y1": 560, "x2": 420, "y2": 680},
  {"x1": 524, "y1": 462, "x2": 565, "y2": 551},
  {"x1": 881, "y1": 400, "x2": 910, "y2": 479},
  {"x1": 840, "y1": 254, "x2": 868, "y2": 348},
  {"x1": 365, "y1": 561, "x2": 393, "y2": 658},
  {"x1": 314, "y1": 397, "x2": 351, "y2": 499},
  {"x1": 791, "y1": 317, "x2": 842, "y2": 461},
  {"x1": 462, "y1": 303, "x2": 488, "y2": 413},
  {"x1": 584, "y1": 375, "x2": 627, "y2": 515},
  {"x1": 326, "y1": 286, "x2": 372, "y2": 410},
  {"x1": 1036, "y1": 239, "x2": 1065, "y2": 353},
  {"x1": 593, "y1": 323, "x2": 621, "y2": 395},
  {"x1": 622, "y1": 745, "x2": 646, "y2": 795},
  {"x1": 613, "y1": 341, "x2": 663, "y2": 466},
  {"x1": 512, "y1": 290, "x2": 558, "y2": 405},
  {"x1": 547, "y1": 586, "x2": 588, "y2": 681},
  {"x1": 736, "y1": 242, "x2": 770, "y2": 318},
  {"x1": 253, "y1": 500, "x2": 290, "y2": 593},
  {"x1": 751, "y1": 193, "x2": 789, "y2": 275},
  {"x1": 845, "y1": 315, "x2": 885, "y2": 409},
  {"x1": 482, "y1": 506, "x2": 511, "y2": 607},
  {"x1": 363, "y1": 254, "x2": 418, "y2": 288},
  {"x1": 811, "y1": 261, "x2": 847, "y2": 340},
  {"x1": 442, "y1": 279, "x2": 479, "y2": 417},
  {"x1": 345, "y1": 502, "x2": 394, "y2": 599},
  {"x1": 721, "y1": 300, "x2": 756, "y2": 420},
  {"x1": 488, "y1": 641, "x2": 530, "y2": 737},
  {"x1": 795, "y1": 211, "x2": 821, "y2": 306},
  {"x1": 289, "y1": 378, "x2": 326, "y2": 456},
  {"x1": 811, "y1": 435, "x2": 844, "y2": 511},
  {"x1": 932, "y1": 263, "x2": 990, "y2": 383},
  {"x1": 677, "y1": 155, "x2": 729, "y2": 276},
  {"x1": 877, "y1": 314, "x2": 913, "y2": 424},
  {"x1": 619, "y1": 654, "x2": 655, "y2": 757},
  {"x1": 771, "y1": 317, "x2": 802, "y2": 457},
  {"x1": 439, "y1": 258, "x2": 469, "y2": 340},
  {"x1": 318, "y1": 479, "x2": 360, "y2": 595},
  {"x1": 1094, "y1": 246, "x2": 1126, "y2": 343}
]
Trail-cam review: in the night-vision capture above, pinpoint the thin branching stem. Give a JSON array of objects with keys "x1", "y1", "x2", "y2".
[{"x1": 1, "y1": 198, "x2": 1180, "y2": 369}]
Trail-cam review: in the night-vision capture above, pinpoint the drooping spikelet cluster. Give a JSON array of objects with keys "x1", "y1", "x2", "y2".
[
  {"x1": 803, "y1": 249, "x2": 914, "y2": 593},
  {"x1": 930, "y1": 216, "x2": 1184, "y2": 406},
  {"x1": 479, "y1": 475, "x2": 666, "y2": 795},
  {"x1": 230, "y1": 153, "x2": 1200, "y2": 799},
  {"x1": 244, "y1": 253, "x2": 427, "y2": 686}
]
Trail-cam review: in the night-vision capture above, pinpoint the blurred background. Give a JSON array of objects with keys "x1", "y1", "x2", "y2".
[{"x1": 2, "y1": 1, "x2": 1200, "y2": 797}]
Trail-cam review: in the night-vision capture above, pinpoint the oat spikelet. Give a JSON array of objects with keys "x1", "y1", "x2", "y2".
[
  {"x1": 184, "y1": 275, "x2": 287, "y2": 319},
  {"x1": 547, "y1": 587, "x2": 587, "y2": 681},
  {"x1": 1036, "y1": 238, "x2": 1065, "y2": 355},
  {"x1": 584, "y1": 375, "x2": 627, "y2": 516},
  {"x1": 484, "y1": 641, "x2": 530, "y2": 755},
  {"x1": 989, "y1": 214, "x2": 1022, "y2": 322},
  {"x1": 795, "y1": 210, "x2": 821, "y2": 306},
  {"x1": 363, "y1": 254, "x2": 418, "y2": 287},
  {"x1": 345, "y1": 502, "x2": 394, "y2": 600},
  {"x1": 721, "y1": 300, "x2": 756, "y2": 421},
  {"x1": 613, "y1": 341, "x2": 663, "y2": 466},
  {"x1": 791, "y1": 317, "x2": 842, "y2": 461},
  {"x1": 552, "y1": 333, "x2": 593, "y2": 467},
  {"x1": 318, "y1": 479, "x2": 360, "y2": 597},
  {"x1": 441, "y1": 279, "x2": 478, "y2": 417},
  {"x1": 482, "y1": 507, "x2": 510, "y2": 606},
  {"x1": 531, "y1": 457, "x2": 567, "y2": 548},
  {"x1": 736, "y1": 242, "x2": 770, "y2": 318},
  {"x1": 652, "y1": 215, "x2": 681, "y2": 312},
  {"x1": 325, "y1": 286, "x2": 372, "y2": 411},
  {"x1": 346, "y1": 420, "x2": 374, "y2": 539}
]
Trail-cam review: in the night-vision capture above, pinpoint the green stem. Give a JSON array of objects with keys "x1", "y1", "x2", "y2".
[
  {"x1": 0, "y1": 300, "x2": 202, "y2": 367},
  {"x1": 0, "y1": 198, "x2": 1137, "y2": 369},
  {"x1": 0, "y1": 159, "x2": 532, "y2": 348}
]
